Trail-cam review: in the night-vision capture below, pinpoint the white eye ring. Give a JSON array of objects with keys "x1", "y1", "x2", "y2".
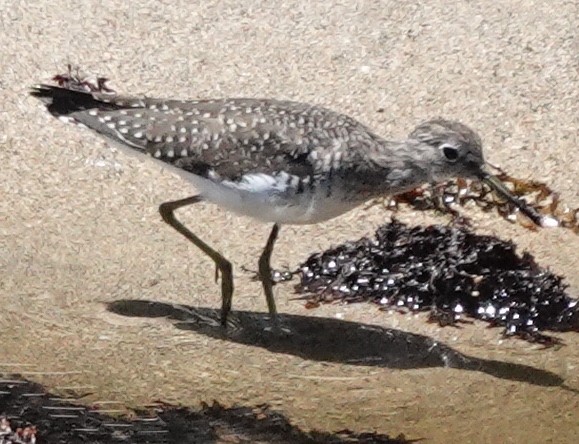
[{"x1": 441, "y1": 144, "x2": 459, "y2": 162}]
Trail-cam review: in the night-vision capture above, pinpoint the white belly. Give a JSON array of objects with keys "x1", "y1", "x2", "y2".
[
  {"x1": 104, "y1": 144, "x2": 363, "y2": 225},
  {"x1": 183, "y1": 172, "x2": 361, "y2": 225}
]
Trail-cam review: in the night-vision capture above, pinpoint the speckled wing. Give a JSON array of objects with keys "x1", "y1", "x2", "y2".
[{"x1": 30, "y1": 85, "x2": 371, "y2": 189}]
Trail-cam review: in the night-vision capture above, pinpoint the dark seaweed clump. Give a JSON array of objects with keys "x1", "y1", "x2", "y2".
[
  {"x1": 295, "y1": 220, "x2": 578, "y2": 344},
  {"x1": 0, "y1": 376, "x2": 410, "y2": 444}
]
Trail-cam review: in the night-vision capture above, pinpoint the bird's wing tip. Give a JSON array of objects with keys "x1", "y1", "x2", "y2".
[{"x1": 29, "y1": 85, "x2": 56, "y2": 103}]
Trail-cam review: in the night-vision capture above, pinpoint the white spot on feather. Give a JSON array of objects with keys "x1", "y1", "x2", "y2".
[{"x1": 540, "y1": 216, "x2": 559, "y2": 228}]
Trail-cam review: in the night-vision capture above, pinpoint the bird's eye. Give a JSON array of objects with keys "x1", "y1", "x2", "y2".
[{"x1": 441, "y1": 144, "x2": 459, "y2": 162}]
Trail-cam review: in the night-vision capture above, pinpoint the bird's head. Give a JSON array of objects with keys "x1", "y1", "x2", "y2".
[
  {"x1": 408, "y1": 119, "x2": 486, "y2": 182},
  {"x1": 407, "y1": 119, "x2": 544, "y2": 227}
]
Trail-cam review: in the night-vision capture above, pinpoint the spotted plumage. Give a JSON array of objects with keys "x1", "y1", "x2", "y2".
[
  {"x1": 32, "y1": 85, "x2": 420, "y2": 224},
  {"x1": 31, "y1": 77, "x2": 536, "y2": 326}
]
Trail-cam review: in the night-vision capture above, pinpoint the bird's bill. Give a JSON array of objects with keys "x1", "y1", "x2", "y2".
[{"x1": 480, "y1": 172, "x2": 544, "y2": 227}]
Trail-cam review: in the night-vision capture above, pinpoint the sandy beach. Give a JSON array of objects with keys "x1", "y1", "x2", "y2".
[{"x1": 1, "y1": 1, "x2": 578, "y2": 442}]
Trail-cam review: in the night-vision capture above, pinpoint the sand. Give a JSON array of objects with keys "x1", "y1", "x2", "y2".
[{"x1": 1, "y1": 1, "x2": 578, "y2": 442}]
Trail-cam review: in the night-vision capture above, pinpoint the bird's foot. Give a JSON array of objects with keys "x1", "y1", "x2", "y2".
[{"x1": 241, "y1": 265, "x2": 297, "y2": 285}]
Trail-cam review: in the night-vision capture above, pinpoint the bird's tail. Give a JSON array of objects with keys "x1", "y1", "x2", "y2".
[
  {"x1": 30, "y1": 85, "x2": 123, "y2": 117},
  {"x1": 30, "y1": 74, "x2": 149, "y2": 151}
]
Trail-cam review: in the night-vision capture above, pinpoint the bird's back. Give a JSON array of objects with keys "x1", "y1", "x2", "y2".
[
  {"x1": 32, "y1": 86, "x2": 383, "y2": 174},
  {"x1": 31, "y1": 85, "x2": 390, "y2": 224}
]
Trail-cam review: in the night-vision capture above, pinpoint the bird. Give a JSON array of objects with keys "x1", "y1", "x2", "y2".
[{"x1": 30, "y1": 71, "x2": 543, "y2": 327}]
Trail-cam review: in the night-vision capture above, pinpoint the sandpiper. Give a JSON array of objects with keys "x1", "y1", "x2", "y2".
[{"x1": 31, "y1": 74, "x2": 544, "y2": 326}]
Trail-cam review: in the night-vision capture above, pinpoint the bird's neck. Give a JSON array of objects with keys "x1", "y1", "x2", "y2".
[{"x1": 351, "y1": 140, "x2": 433, "y2": 198}]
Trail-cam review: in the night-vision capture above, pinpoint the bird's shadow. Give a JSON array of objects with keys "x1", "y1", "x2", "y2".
[{"x1": 107, "y1": 300, "x2": 575, "y2": 391}]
